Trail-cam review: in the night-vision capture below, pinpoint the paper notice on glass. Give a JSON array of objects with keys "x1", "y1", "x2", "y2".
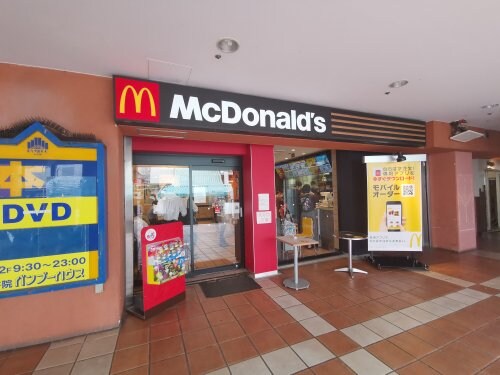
[
  {"x1": 258, "y1": 193, "x2": 269, "y2": 211},
  {"x1": 256, "y1": 211, "x2": 272, "y2": 224}
]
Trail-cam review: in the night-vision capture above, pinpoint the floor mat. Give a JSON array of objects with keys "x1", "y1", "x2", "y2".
[{"x1": 199, "y1": 274, "x2": 261, "y2": 298}]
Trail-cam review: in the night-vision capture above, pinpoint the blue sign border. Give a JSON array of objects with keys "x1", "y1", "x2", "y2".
[{"x1": 0, "y1": 122, "x2": 107, "y2": 298}]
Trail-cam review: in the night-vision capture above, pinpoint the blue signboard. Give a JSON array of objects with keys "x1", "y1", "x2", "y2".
[{"x1": 0, "y1": 122, "x2": 107, "y2": 298}]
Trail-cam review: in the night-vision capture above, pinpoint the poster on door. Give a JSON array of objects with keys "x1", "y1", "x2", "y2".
[
  {"x1": 145, "y1": 236, "x2": 186, "y2": 285},
  {"x1": 366, "y1": 161, "x2": 423, "y2": 252},
  {"x1": 141, "y1": 222, "x2": 186, "y2": 313}
]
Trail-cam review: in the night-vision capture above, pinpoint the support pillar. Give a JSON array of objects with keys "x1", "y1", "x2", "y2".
[
  {"x1": 243, "y1": 145, "x2": 278, "y2": 275},
  {"x1": 429, "y1": 151, "x2": 476, "y2": 251}
]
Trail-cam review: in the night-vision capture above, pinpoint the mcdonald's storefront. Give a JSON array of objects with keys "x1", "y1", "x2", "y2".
[
  {"x1": 0, "y1": 62, "x2": 491, "y2": 349},
  {"x1": 113, "y1": 74, "x2": 432, "y2": 308}
]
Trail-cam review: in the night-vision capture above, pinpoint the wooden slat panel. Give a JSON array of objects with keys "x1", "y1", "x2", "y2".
[
  {"x1": 331, "y1": 129, "x2": 426, "y2": 143},
  {"x1": 331, "y1": 112, "x2": 426, "y2": 129},
  {"x1": 331, "y1": 124, "x2": 426, "y2": 139},
  {"x1": 330, "y1": 110, "x2": 426, "y2": 147},
  {"x1": 331, "y1": 119, "x2": 426, "y2": 134}
]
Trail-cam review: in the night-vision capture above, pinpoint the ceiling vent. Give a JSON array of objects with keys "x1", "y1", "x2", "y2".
[{"x1": 449, "y1": 120, "x2": 485, "y2": 142}]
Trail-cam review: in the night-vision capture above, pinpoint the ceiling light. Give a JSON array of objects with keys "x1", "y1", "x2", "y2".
[
  {"x1": 450, "y1": 130, "x2": 485, "y2": 142},
  {"x1": 481, "y1": 104, "x2": 499, "y2": 109},
  {"x1": 216, "y1": 38, "x2": 239, "y2": 53},
  {"x1": 291, "y1": 149, "x2": 296, "y2": 152},
  {"x1": 285, "y1": 157, "x2": 289, "y2": 160},
  {"x1": 388, "y1": 80, "x2": 409, "y2": 88},
  {"x1": 449, "y1": 120, "x2": 486, "y2": 142}
]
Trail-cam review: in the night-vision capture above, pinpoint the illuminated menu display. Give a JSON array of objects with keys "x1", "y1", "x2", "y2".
[{"x1": 276, "y1": 153, "x2": 332, "y2": 179}]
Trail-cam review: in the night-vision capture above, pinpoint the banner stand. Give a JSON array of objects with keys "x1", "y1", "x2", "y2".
[
  {"x1": 365, "y1": 252, "x2": 428, "y2": 270},
  {"x1": 126, "y1": 222, "x2": 186, "y2": 320},
  {"x1": 364, "y1": 155, "x2": 430, "y2": 272}
]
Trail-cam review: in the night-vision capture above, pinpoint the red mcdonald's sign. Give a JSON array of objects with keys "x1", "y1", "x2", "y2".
[{"x1": 114, "y1": 77, "x2": 160, "y2": 123}]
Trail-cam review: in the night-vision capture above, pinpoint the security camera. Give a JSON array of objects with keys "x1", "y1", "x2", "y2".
[
  {"x1": 393, "y1": 152, "x2": 406, "y2": 162},
  {"x1": 450, "y1": 119, "x2": 467, "y2": 135}
]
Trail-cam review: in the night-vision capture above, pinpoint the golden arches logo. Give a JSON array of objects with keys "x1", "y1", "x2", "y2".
[
  {"x1": 410, "y1": 233, "x2": 422, "y2": 248},
  {"x1": 119, "y1": 85, "x2": 157, "y2": 116}
]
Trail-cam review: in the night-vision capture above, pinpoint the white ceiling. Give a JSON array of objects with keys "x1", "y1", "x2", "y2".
[{"x1": 1, "y1": 0, "x2": 500, "y2": 135}]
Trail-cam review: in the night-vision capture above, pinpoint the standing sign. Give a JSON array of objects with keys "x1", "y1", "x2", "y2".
[
  {"x1": 367, "y1": 161, "x2": 423, "y2": 251},
  {"x1": 0, "y1": 122, "x2": 107, "y2": 298},
  {"x1": 140, "y1": 222, "x2": 186, "y2": 316}
]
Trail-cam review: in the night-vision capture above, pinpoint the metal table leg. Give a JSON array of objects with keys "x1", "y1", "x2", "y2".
[
  {"x1": 335, "y1": 238, "x2": 368, "y2": 278},
  {"x1": 283, "y1": 244, "x2": 310, "y2": 290}
]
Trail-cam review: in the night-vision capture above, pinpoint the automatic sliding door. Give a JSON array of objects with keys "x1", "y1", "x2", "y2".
[
  {"x1": 133, "y1": 154, "x2": 243, "y2": 276},
  {"x1": 192, "y1": 168, "x2": 241, "y2": 271},
  {"x1": 132, "y1": 164, "x2": 191, "y2": 269}
]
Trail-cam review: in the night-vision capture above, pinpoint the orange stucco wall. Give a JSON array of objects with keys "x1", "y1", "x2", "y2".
[
  {"x1": 429, "y1": 151, "x2": 477, "y2": 252},
  {"x1": 426, "y1": 120, "x2": 500, "y2": 159},
  {"x1": 1, "y1": 63, "x2": 494, "y2": 349},
  {"x1": 0, "y1": 64, "x2": 124, "y2": 349}
]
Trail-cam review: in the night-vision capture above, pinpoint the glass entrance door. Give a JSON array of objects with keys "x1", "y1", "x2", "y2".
[
  {"x1": 132, "y1": 154, "x2": 243, "y2": 276},
  {"x1": 486, "y1": 170, "x2": 500, "y2": 231},
  {"x1": 191, "y1": 168, "x2": 242, "y2": 271}
]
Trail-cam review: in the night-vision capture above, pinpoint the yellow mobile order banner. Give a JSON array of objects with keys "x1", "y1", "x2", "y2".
[{"x1": 367, "y1": 161, "x2": 422, "y2": 251}]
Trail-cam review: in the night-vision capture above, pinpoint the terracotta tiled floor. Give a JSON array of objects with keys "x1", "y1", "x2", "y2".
[{"x1": 1, "y1": 237, "x2": 500, "y2": 374}]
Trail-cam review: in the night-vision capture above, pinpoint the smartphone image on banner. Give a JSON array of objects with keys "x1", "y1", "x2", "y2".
[{"x1": 386, "y1": 201, "x2": 402, "y2": 231}]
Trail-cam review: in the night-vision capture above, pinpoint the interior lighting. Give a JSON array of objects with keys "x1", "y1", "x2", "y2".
[
  {"x1": 216, "y1": 38, "x2": 239, "y2": 53},
  {"x1": 481, "y1": 104, "x2": 499, "y2": 109},
  {"x1": 388, "y1": 80, "x2": 409, "y2": 88}
]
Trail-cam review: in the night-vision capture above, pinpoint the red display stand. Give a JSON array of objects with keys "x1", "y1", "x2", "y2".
[{"x1": 128, "y1": 222, "x2": 186, "y2": 319}]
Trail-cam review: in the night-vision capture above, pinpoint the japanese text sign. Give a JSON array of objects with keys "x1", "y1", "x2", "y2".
[
  {"x1": 0, "y1": 122, "x2": 107, "y2": 297},
  {"x1": 366, "y1": 161, "x2": 423, "y2": 252}
]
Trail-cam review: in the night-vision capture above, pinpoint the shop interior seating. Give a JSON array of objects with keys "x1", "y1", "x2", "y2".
[
  {"x1": 298, "y1": 217, "x2": 318, "y2": 255},
  {"x1": 280, "y1": 217, "x2": 318, "y2": 259},
  {"x1": 282, "y1": 242, "x2": 300, "y2": 259},
  {"x1": 281, "y1": 221, "x2": 300, "y2": 259}
]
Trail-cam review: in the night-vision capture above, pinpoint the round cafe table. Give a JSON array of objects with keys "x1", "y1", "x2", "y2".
[
  {"x1": 277, "y1": 235, "x2": 318, "y2": 290},
  {"x1": 334, "y1": 231, "x2": 368, "y2": 278}
]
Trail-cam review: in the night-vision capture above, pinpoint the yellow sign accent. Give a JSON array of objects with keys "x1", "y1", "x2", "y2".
[
  {"x1": 88, "y1": 250, "x2": 99, "y2": 279},
  {"x1": 0, "y1": 197, "x2": 98, "y2": 230},
  {"x1": 0, "y1": 251, "x2": 98, "y2": 292},
  {"x1": 147, "y1": 263, "x2": 159, "y2": 285},
  {"x1": 367, "y1": 162, "x2": 422, "y2": 232},
  {"x1": 410, "y1": 233, "x2": 422, "y2": 248},
  {"x1": 0, "y1": 132, "x2": 97, "y2": 161},
  {"x1": 367, "y1": 161, "x2": 423, "y2": 251},
  {"x1": 119, "y1": 85, "x2": 157, "y2": 116},
  {"x1": 0, "y1": 162, "x2": 46, "y2": 197}
]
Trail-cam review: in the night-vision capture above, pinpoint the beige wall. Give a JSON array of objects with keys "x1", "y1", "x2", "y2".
[{"x1": 0, "y1": 64, "x2": 124, "y2": 349}]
